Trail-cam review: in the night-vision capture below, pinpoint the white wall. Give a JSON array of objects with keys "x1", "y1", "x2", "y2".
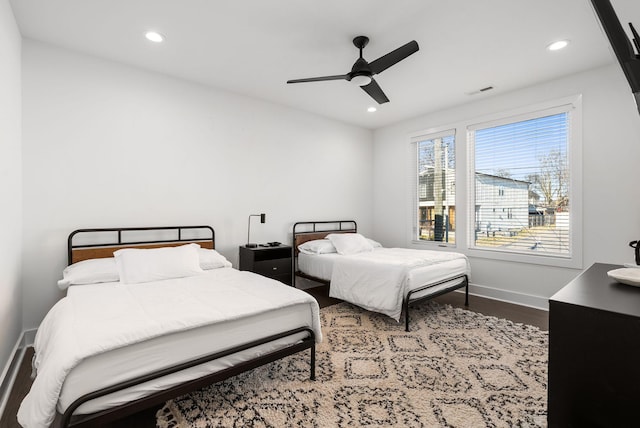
[
  {"x1": 373, "y1": 64, "x2": 640, "y2": 308},
  {"x1": 19, "y1": 34, "x2": 640, "y2": 328},
  {"x1": 22, "y1": 40, "x2": 373, "y2": 329},
  {"x1": 0, "y1": 0, "x2": 22, "y2": 386}
]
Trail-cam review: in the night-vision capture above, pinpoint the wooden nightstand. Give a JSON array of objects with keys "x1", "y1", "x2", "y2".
[{"x1": 239, "y1": 245, "x2": 292, "y2": 285}]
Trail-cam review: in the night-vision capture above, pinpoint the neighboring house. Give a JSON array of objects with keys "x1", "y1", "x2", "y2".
[
  {"x1": 419, "y1": 169, "x2": 529, "y2": 236},
  {"x1": 418, "y1": 166, "x2": 456, "y2": 235},
  {"x1": 474, "y1": 173, "x2": 529, "y2": 235}
]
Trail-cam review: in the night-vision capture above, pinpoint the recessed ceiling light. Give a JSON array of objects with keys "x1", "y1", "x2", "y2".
[
  {"x1": 145, "y1": 31, "x2": 165, "y2": 43},
  {"x1": 547, "y1": 40, "x2": 569, "y2": 51},
  {"x1": 367, "y1": 107, "x2": 377, "y2": 113}
]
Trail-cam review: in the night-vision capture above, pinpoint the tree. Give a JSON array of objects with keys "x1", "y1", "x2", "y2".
[
  {"x1": 493, "y1": 168, "x2": 512, "y2": 178},
  {"x1": 526, "y1": 150, "x2": 568, "y2": 210},
  {"x1": 418, "y1": 137, "x2": 455, "y2": 172}
]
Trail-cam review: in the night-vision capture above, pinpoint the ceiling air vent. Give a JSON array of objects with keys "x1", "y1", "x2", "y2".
[{"x1": 466, "y1": 85, "x2": 495, "y2": 96}]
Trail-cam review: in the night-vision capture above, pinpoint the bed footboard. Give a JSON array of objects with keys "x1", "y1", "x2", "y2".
[
  {"x1": 404, "y1": 274, "x2": 469, "y2": 332},
  {"x1": 56, "y1": 327, "x2": 316, "y2": 428}
]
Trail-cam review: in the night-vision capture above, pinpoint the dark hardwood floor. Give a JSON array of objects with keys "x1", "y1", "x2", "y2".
[
  {"x1": 432, "y1": 289, "x2": 549, "y2": 330},
  {"x1": 1, "y1": 281, "x2": 548, "y2": 428},
  {"x1": 300, "y1": 278, "x2": 549, "y2": 330},
  {"x1": 2, "y1": 346, "x2": 34, "y2": 428}
]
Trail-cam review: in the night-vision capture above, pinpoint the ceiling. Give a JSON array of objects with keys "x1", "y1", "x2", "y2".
[{"x1": 9, "y1": 0, "x2": 640, "y2": 129}]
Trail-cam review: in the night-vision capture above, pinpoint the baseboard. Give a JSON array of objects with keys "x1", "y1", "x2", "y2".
[
  {"x1": 460, "y1": 282, "x2": 549, "y2": 311},
  {"x1": 0, "y1": 333, "x2": 27, "y2": 421},
  {"x1": 23, "y1": 328, "x2": 37, "y2": 348}
]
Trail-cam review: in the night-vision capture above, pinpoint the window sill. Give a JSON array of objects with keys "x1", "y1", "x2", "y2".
[
  {"x1": 465, "y1": 246, "x2": 582, "y2": 269},
  {"x1": 410, "y1": 240, "x2": 457, "y2": 250}
]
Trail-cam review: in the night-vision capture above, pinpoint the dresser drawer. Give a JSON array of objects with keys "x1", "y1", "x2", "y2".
[{"x1": 253, "y1": 257, "x2": 291, "y2": 276}]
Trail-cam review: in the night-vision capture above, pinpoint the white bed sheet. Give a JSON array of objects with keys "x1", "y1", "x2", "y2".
[
  {"x1": 298, "y1": 249, "x2": 469, "y2": 293},
  {"x1": 298, "y1": 248, "x2": 469, "y2": 320},
  {"x1": 298, "y1": 252, "x2": 338, "y2": 282},
  {"x1": 19, "y1": 268, "x2": 321, "y2": 428},
  {"x1": 61, "y1": 298, "x2": 312, "y2": 415}
]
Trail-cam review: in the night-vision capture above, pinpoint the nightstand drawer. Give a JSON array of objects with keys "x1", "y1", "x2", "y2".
[
  {"x1": 273, "y1": 274, "x2": 293, "y2": 286},
  {"x1": 238, "y1": 244, "x2": 293, "y2": 286},
  {"x1": 254, "y1": 247, "x2": 290, "y2": 261},
  {"x1": 253, "y1": 258, "x2": 291, "y2": 276}
]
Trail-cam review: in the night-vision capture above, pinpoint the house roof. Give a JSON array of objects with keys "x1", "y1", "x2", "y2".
[
  {"x1": 420, "y1": 168, "x2": 530, "y2": 186},
  {"x1": 475, "y1": 172, "x2": 530, "y2": 186}
]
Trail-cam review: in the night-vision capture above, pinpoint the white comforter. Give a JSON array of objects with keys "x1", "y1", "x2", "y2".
[
  {"x1": 18, "y1": 268, "x2": 322, "y2": 428},
  {"x1": 329, "y1": 248, "x2": 468, "y2": 321}
]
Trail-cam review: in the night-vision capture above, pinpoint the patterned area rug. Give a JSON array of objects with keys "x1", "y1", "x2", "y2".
[{"x1": 156, "y1": 302, "x2": 548, "y2": 427}]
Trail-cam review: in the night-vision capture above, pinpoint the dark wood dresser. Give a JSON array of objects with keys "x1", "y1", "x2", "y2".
[
  {"x1": 239, "y1": 245, "x2": 293, "y2": 285},
  {"x1": 548, "y1": 262, "x2": 640, "y2": 427}
]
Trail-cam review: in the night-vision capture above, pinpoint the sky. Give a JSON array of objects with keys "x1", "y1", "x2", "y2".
[
  {"x1": 417, "y1": 112, "x2": 568, "y2": 180},
  {"x1": 474, "y1": 112, "x2": 569, "y2": 182}
]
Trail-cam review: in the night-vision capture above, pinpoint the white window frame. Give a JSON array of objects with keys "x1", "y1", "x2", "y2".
[
  {"x1": 466, "y1": 96, "x2": 582, "y2": 268},
  {"x1": 407, "y1": 95, "x2": 583, "y2": 269},
  {"x1": 409, "y1": 126, "x2": 459, "y2": 249}
]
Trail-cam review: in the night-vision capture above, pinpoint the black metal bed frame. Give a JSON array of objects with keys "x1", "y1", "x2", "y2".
[
  {"x1": 58, "y1": 328, "x2": 315, "y2": 428},
  {"x1": 292, "y1": 220, "x2": 357, "y2": 288},
  {"x1": 403, "y1": 274, "x2": 469, "y2": 332},
  {"x1": 54, "y1": 226, "x2": 316, "y2": 428},
  {"x1": 292, "y1": 220, "x2": 469, "y2": 332},
  {"x1": 67, "y1": 225, "x2": 216, "y2": 264}
]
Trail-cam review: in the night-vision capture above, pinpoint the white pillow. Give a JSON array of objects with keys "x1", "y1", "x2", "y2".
[
  {"x1": 199, "y1": 248, "x2": 232, "y2": 269},
  {"x1": 326, "y1": 233, "x2": 374, "y2": 255},
  {"x1": 367, "y1": 238, "x2": 383, "y2": 248},
  {"x1": 298, "y1": 239, "x2": 337, "y2": 255},
  {"x1": 57, "y1": 258, "x2": 119, "y2": 290},
  {"x1": 114, "y1": 244, "x2": 204, "y2": 284}
]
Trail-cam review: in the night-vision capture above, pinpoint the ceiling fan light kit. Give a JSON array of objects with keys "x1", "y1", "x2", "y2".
[
  {"x1": 351, "y1": 74, "x2": 372, "y2": 86},
  {"x1": 287, "y1": 35, "x2": 419, "y2": 104}
]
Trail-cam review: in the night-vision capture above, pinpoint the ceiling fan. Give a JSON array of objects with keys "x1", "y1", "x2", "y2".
[{"x1": 287, "y1": 36, "x2": 419, "y2": 104}]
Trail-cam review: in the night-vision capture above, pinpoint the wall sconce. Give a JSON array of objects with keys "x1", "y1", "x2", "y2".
[{"x1": 246, "y1": 213, "x2": 266, "y2": 248}]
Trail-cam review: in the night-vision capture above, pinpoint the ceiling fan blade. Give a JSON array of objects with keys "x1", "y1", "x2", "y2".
[
  {"x1": 369, "y1": 40, "x2": 419, "y2": 75},
  {"x1": 287, "y1": 74, "x2": 349, "y2": 84},
  {"x1": 361, "y1": 78, "x2": 389, "y2": 104}
]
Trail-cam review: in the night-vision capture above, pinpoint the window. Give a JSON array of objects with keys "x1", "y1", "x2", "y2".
[
  {"x1": 413, "y1": 130, "x2": 456, "y2": 243},
  {"x1": 468, "y1": 107, "x2": 573, "y2": 258},
  {"x1": 409, "y1": 96, "x2": 581, "y2": 267}
]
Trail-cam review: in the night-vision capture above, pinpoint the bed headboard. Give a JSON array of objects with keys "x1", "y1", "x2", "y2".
[
  {"x1": 292, "y1": 220, "x2": 357, "y2": 256},
  {"x1": 67, "y1": 226, "x2": 215, "y2": 265}
]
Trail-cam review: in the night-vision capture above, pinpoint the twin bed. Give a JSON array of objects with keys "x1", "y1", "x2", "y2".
[
  {"x1": 19, "y1": 222, "x2": 470, "y2": 428},
  {"x1": 292, "y1": 220, "x2": 470, "y2": 331},
  {"x1": 18, "y1": 226, "x2": 321, "y2": 428}
]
